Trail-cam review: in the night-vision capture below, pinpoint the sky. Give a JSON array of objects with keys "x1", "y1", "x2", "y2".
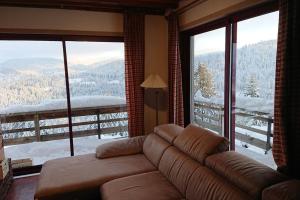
[
  {"x1": 0, "y1": 41, "x2": 124, "y2": 65},
  {"x1": 194, "y1": 11, "x2": 279, "y2": 55}
]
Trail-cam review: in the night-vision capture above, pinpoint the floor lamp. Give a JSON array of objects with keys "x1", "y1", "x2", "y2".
[{"x1": 141, "y1": 74, "x2": 167, "y2": 126}]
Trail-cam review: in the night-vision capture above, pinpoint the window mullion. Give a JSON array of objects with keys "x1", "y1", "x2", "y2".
[{"x1": 62, "y1": 40, "x2": 74, "y2": 156}]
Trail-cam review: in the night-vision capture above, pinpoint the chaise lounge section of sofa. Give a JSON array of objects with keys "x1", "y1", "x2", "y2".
[{"x1": 35, "y1": 123, "x2": 299, "y2": 200}]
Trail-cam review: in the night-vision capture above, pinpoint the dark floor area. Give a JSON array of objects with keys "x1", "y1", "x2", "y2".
[{"x1": 6, "y1": 175, "x2": 39, "y2": 200}]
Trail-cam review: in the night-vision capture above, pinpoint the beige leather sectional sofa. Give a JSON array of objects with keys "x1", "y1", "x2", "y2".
[{"x1": 35, "y1": 124, "x2": 300, "y2": 200}]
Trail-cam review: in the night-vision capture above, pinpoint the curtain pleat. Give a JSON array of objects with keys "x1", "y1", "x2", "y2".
[
  {"x1": 168, "y1": 13, "x2": 184, "y2": 127},
  {"x1": 273, "y1": 0, "x2": 300, "y2": 178},
  {"x1": 124, "y1": 12, "x2": 145, "y2": 137}
]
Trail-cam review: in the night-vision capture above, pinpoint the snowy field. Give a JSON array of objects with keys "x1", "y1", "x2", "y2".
[
  {"x1": 4, "y1": 135, "x2": 123, "y2": 165},
  {"x1": 236, "y1": 142, "x2": 276, "y2": 169},
  {"x1": 4, "y1": 134, "x2": 276, "y2": 169}
]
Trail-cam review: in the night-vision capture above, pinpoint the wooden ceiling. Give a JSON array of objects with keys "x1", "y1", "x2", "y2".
[{"x1": 0, "y1": 0, "x2": 179, "y2": 14}]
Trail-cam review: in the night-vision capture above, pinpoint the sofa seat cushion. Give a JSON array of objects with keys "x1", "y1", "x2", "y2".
[
  {"x1": 173, "y1": 124, "x2": 229, "y2": 164},
  {"x1": 206, "y1": 151, "x2": 287, "y2": 200},
  {"x1": 100, "y1": 171, "x2": 183, "y2": 200},
  {"x1": 35, "y1": 154, "x2": 156, "y2": 200}
]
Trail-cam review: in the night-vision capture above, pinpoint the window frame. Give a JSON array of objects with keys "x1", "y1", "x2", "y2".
[
  {"x1": 0, "y1": 34, "x2": 124, "y2": 176},
  {"x1": 180, "y1": 1, "x2": 279, "y2": 150}
]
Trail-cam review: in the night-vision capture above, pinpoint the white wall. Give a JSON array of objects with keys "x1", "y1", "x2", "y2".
[{"x1": 0, "y1": 6, "x2": 123, "y2": 36}]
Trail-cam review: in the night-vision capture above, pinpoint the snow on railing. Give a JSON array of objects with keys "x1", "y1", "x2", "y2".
[
  {"x1": 193, "y1": 101, "x2": 273, "y2": 154},
  {"x1": 0, "y1": 104, "x2": 128, "y2": 146}
]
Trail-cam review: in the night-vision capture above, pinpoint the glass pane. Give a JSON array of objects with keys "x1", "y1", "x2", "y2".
[
  {"x1": 0, "y1": 41, "x2": 70, "y2": 167},
  {"x1": 234, "y1": 11, "x2": 279, "y2": 168},
  {"x1": 66, "y1": 41, "x2": 127, "y2": 156},
  {"x1": 191, "y1": 28, "x2": 226, "y2": 136}
]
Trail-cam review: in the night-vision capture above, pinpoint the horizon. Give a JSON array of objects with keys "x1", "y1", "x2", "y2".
[{"x1": 0, "y1": 39, "x2": 275, "y2": 67}]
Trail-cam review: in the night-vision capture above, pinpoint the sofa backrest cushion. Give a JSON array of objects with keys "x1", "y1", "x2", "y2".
[
  {"x1": 186, "y1": 166, "x2": 252, "y2": 200},
  {"x1": 173, "y1": 124, "x2": 229, "y2": 164},
  {"x1": 143, "y1": 134, "x2": 170, "y2": 167},
  {"x1": 206, "y1": 151, "x2": 287, "y2": 199},
  {"x1": 158, "y1": 146, "x2": 200, "y2": 195},
  {"x1": 154, "y1": 124, "x2": 184, "y2": 144}
]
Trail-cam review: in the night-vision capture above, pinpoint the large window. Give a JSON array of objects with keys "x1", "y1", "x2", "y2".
[
  {"x1": 234, "y1": 12, "x2": 278, "y2": 168},
  {"x1": 192, "y1": 28, "x2": 226, "y2": 136},
  {"x1": 0, "y1": 38, "x2": 126, "y2": 170},
  {"x1": 0, "y1": 41, "x2": 69, "y2": 166},
  {"x1": 66, "y1": 41, "x2": 127, "y2": 155},
  {"x1": 188, "y1": 5, "x2": 279, "y2": 168}
]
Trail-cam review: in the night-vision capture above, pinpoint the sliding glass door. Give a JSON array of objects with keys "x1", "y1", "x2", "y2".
[
  {"x1": 0, "y1": 38, "x2": 127, "y2": 171},
  {"x1": 0, "y1": 41, "x2": 69, "y2": 167},
  {"x1": 191, "y1": 28, "x2": 226, "y2": 136},
  {"x1": 187, "y1": 4, "x2": 279, "y2": 168},
  {"x1": 66, "y1": 41, "x2": 127, "y2": 155},
  {"x1": 234, "y1": 11, "x2": 279, "y2": 168}
]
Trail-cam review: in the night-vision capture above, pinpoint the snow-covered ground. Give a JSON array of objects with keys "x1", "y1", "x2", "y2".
[
  {"x1": 0, "y1": 95, "x2": 125, "y2": 115},
  {"x1": 236, "y1": 141, "x2": 276, "y2": 169},
  {"x1": 235, "y1": 126, "x2": 276, "y2": 168},
  {"x1": 194, "y1": 93, "x2": 274, "y2": 114},
  {"x1": 4, "y1": 135, "x2": 123, "y2": 165}
]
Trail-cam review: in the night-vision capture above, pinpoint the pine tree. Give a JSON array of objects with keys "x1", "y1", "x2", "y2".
[
  {"x1": 194, "y1": 64, "x2": 216, "y2": 98},
  {"x1": 244, "y1": 74, "x2": 259, "y2": 97}
]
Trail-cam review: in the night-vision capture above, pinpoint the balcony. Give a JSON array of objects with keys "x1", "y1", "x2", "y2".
[
  {"x1": 194, "y1": 101, "x2": 275, "y2": 168},
  {"x1": 0, "y1": 104, "x2": 128, "y2": 166}
]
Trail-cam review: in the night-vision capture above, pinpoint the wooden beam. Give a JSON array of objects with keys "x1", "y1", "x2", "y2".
[
  {"x1": 3, "y1": 126, "x2": 128, "y2": 145},
  {"x1": 0, "y1": 0, "x2": 179, "y2": 14},
  {"x1": 176, "y1": 0, "x2": 207, "y2": 15},
  {"x1": 235, "y1": 132, "x2": 268, "y2": 150},
  {"x1": 34, "y1": 114, "x2": 41, "y2": 142}
]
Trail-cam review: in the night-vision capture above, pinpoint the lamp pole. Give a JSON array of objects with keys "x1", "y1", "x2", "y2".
[{"x1": 140, "y1": 74, "x2": 167, "y2": 127}]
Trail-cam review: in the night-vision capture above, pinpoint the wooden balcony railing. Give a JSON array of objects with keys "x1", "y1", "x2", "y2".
[
  {"x1": 0, "y1": 104, "x2": 128, "y2": 146},
  {"x1": 194, "y1": 101, "x2": 273, "y2": 153}
]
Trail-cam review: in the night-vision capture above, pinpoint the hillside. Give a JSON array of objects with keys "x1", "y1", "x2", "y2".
[
  {"x1": 0, "y1": 40, "x2": 277, "y2": 113},
  {"x1": 194, "y1": 40, "x2": 277, "y2": 100},
  {"x1": 0, "y1": 59, "x2": 125, "y2": 111}
]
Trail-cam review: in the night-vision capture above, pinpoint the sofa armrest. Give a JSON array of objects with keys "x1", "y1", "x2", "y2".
[
  {"x1": 262, "y1": 180, "x2": 300, "y2": 200},
  {"x1": 96, "y1": 136, "x2": 146, "y2": 159}
]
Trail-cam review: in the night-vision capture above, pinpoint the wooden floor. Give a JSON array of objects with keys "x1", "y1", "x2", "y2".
[{"x1": 6, "y1": 175, "x2": 39, "y2": 200}]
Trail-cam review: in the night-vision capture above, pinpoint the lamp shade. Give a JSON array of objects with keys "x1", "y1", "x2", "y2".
[{"x1": 141, "y1": 74, "x2": 167, "y2": 89}]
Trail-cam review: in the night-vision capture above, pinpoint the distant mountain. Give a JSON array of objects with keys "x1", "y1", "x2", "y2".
[
  {"x1": 0, "y1": 57, "x2": 126, "y2": 109},
  {"x1": 0, "y1": 58, "x2": 63, "y2": 74},
  {"x1": 0, "y1": 57, "x2": 124, "y2": 75}
]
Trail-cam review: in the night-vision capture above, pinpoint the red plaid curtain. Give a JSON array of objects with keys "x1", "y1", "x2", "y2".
[
  {"x1": 168, "y1": 13, "x2": 184, "y2": 127},
  {"x1": 124, "y1": 12, "x2": 145, "y2": 137},
  {"x1": 273, "y1": 0, "x2": 300, "y2": 178}
]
